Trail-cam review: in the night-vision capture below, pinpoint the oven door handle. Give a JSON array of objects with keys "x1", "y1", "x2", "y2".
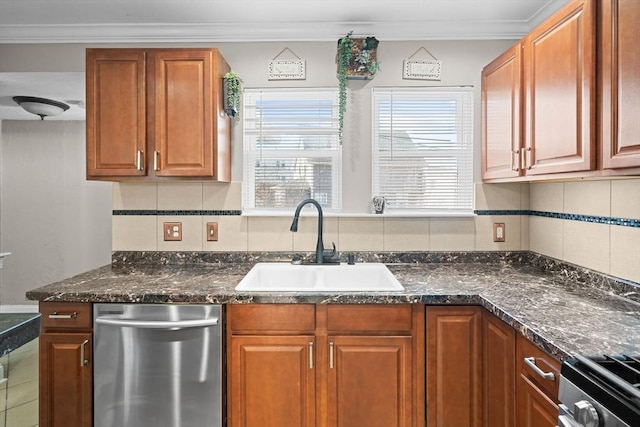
[
  {"x1": 524, "y1": 356, "x2": 555, "y2": 380},
  {"x1": 95, "y1": 316, "x2": 219, "y2": 330}
]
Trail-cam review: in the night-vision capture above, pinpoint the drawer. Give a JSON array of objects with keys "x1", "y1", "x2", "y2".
[
  {"x1": 516, "y1": 333, "x2": 560, "y2": 401},
  {"x1": 40, "y1": 302, "x2": 92, "y2": 330},
  {"x1": 327, "y1": 304, "x2": 413, "y2": 333},
  {"x1": 229, "y1": 304, "x2": 315, "y2": 333}
]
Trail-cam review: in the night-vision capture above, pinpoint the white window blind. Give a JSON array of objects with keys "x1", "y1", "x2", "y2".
[
  {"x1": 372, "y1": 88, "x2": 474, "y2": 214},
  {"x1": 243, "y1": 88, "x2": 341, "y2": 212}
]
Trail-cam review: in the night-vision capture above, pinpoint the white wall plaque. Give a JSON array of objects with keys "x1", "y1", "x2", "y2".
[
  {"x1": 403, "y1": 59, "x2": 442, "y2": 80},
  {"x1": 268, "y1": 60, "x2": 306, "y2": 80}
]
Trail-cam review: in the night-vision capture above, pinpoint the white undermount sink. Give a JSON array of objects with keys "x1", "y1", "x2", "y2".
[{"x1": 235, "y1": 262, "x2": 404, "y2": 292}]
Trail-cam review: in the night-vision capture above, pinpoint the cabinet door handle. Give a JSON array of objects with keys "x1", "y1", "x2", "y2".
[
  {"x1": 48, "y1": 311, "x2": 77, "y2": 319},
  {"x1": 309, "y1": 342, "x2": 314, "y2": 369},
  {"x1": 524, "y1": 356, "x2": 555, "y2": 380},
  {"x1": 522, "y1": 147, "x2": 532, "y2": 170},
  {"x1": 136, "y1": 150, "x2": 144, "y2": 171},
  {"x1": 153, "y1": 151, "x2": 160, "y2": 171},
  {"x1": 511, "y1": 149, "x2": 520, "y2": 171},
  {"x1": 80, "y1": 339, "x2": 89, "y2": 367},
  {"x1": 329, "y1": 342, "x2": 335, "y2": 369}
]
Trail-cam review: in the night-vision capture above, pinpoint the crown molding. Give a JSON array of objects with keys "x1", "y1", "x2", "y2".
[{"x1": 0, "y1": 21, "x2": 531, "y2": 44}]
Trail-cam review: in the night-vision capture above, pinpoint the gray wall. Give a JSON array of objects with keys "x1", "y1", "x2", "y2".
[
  {"x1": 0, "y1": 39, "x2": 516, "y2": 186},
  {"x1": 0, "y1": 121, "x2": 112, "y2": 305},
  {"x1": 0, "y1": 40, "x2": 516, "y2": 305}
]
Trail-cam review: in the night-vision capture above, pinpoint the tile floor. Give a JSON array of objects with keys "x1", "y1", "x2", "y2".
[{"x1": 0, "y1": 338, "x2": 38, "y2": 427}]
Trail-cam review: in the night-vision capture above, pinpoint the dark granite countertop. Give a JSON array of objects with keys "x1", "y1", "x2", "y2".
[
  {"x1": 25, "y1": 251, "x2": 640, "y2": 362},
  {"x1": 0, "y1": 313, "x2": 41, "y2": 356}
]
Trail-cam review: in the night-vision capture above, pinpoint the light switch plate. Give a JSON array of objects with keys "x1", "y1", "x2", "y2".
[
  {"x1": 206, "y1": 222, "x2": 219, "y2": 241},
  {"x1": 493, "y1": 223, "x2": 505, "y2": 242}
]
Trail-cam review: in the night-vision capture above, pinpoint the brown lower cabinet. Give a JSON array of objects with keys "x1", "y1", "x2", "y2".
[
  {"x1": 428, "y1": 306, "x2": 560, "y2": 427},
  {"x1": 36, "y1": 301, "x2": 563, "y2": 427},
  {"x1": 483, "y1": 310, "x2": 516, "y2": 427},
  {"x1": 39, "y1": 302, "x2": 93, "y2": 427},
  {"x1": 426, "y1": 306, "x2": 482, "y2": 427},
  {"x1": 230, "y1": 335, "x2": 316, "y2": 427},
  {"x1": 516, "y1": 333, "x2": 561, "y2": 427},
  {"x1": 227, "y1": 303, "x2": 423, "y2": 427},
  {"x1": 328, "y1": 335, "x2": 413, "y2": 427}
]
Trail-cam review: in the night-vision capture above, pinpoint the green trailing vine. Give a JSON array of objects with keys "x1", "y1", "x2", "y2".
[
  {"x1": 337, "y1": 31, "x2": 353, "y2": 145},
  {"x1": 223, "y1": 71, "x2": 242, "y2": 118}
]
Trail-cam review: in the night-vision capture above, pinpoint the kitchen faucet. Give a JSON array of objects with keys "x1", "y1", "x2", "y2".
[{"x1": 290, "y1": 199, "x2": 337, "y2": 264}]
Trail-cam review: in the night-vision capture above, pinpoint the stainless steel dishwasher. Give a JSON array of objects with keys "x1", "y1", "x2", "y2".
[{"x1": 93, "y1": 304, "x2": 222, "y2": 427}]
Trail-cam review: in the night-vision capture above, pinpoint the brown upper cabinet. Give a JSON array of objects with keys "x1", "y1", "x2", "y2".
[
  {"x1": 599, "y1": 0, "x2": 640, "y2": 170},
  {"x1": 482, "y1": 0, "x2": 639, "y2": 181},
  {"x1": 481, "y1": 44, "x2": 523, "y2": 180},
  {"x1": 86, "y1": 48, "x2": 232, "y2": 181},
  {"x1": 523, "y1": 0, "x2": 596, "y2": 176}
]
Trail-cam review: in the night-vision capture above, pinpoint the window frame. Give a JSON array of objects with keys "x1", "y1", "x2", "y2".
[
  {"x1": 242, "y1": 87, "x2": 342, "y2": 214},
  {"x1": 371, "y1": 86, "x2": 475, "y2": 215}
]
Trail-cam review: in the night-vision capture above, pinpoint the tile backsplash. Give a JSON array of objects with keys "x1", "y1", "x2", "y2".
[
  {"x1": 529, "y1": 179, "x2": 640, "y2": 283},
  {"x1": 112, "y1": 182, "x2": 529, "y2": 253},
  {"x1": 111, "y1": 178, "x2": 640, "y2": 283}
]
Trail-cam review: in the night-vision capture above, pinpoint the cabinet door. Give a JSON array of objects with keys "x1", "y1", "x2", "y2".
[
  {"x1": 426, "y1": 306, "x2": 482, "y2": 427},
  {"x1": 482, "y1": 43, "x2": 523, "y2": 180},
  {"x1": 153, "y1": 49, "x2": 221, "y2": 177},
  {"x1": 229, "y1": 335, "x2": 316, "y2": 427},
  {"x1": 516, "y1": 376, "x2": 558, "y2": 427},
  {"x1": 600, "y1": 0, "x2": 640, "y2": 169},
  {"x1": 327, "y1": 336, "x2": 412, "y2": 427},
  {"x1": 483, "y1": 312, "x2": 515, "y2": 427},
  {"x1": 523, "y1": 0, "x2": 596, "y2": 175},
  {"x1": 39, "y1": 332, "x2": 92, "y2": 427},
  {"x1": 86, "y1": 49, "x2": 147, "y2": 178}
]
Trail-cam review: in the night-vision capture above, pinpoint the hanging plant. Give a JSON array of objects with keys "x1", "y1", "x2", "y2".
[
  {"x1": 337, "y1": 31, "x2": 353, "y2": 145},
  {"x1": 223, "y1": 71, "x2": 242, "y2": 118},
  {"x1": 336, "y1": 32, "x2": 380, "y2": 145}
]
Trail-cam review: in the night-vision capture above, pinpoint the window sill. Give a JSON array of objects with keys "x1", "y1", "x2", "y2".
[{"x1": 241, "y1": 211, "x2": 476, "y2": 218}]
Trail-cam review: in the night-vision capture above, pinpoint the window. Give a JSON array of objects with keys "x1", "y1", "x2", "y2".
[
  {"x1": 372, "y1": 87, "x2": 474, "y2": 214},
  {"x1": 243, "y1": 88, "x2": 341, "y2": 212}
]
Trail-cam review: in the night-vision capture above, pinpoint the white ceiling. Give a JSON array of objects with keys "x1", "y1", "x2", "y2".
[{"x1": 0, "y1": 0, "x2": 569, "y2": 121}]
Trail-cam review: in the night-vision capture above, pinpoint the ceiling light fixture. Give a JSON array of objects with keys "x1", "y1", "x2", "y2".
[{"x1": 12, "y1": 96, "x2": 70, "y2": 120}]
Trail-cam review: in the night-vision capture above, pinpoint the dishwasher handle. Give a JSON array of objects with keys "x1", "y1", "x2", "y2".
[{"x1": 95, "y1": 316, "x2": 219, "y2": 330}]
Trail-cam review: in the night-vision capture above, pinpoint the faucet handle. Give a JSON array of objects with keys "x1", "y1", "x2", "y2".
[{"x1": 322, "y1": 242, "x2": 337, "y2": 262}]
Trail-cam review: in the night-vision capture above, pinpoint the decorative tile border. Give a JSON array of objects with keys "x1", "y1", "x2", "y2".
[
  {"x1": 113, "y1": 210, "x2": 243, "y2": 216},
  {"x1": 474, "y1": 210, "x2": 640, "y2": 228},
  {"x1": 112, "y1": 209, "x2": 639, "y2": 228}
]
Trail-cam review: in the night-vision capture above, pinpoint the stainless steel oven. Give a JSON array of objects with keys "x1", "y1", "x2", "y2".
[
  {"x1": 558, "y1": 354, "x2": 640, "y2": 427},
  {"x1": 93, "y1": 304, "x2": 223, "y2": 427}
]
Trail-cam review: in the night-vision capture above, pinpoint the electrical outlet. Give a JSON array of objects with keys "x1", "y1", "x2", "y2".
[
  {"x1": 163, "y1": 222, "x2": 182, "y2": 241},
  {"x1": 493, "y1": 223, "x2": 505, "y2": 242},
  {"x1": 206, "y1": 222, "x2": 219, "y2": 241}
]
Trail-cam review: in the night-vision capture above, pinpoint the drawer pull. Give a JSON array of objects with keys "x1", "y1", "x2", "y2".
[
  {"x1": 80, "y1": 339, "x2": 89, "y2": 366},
  {"x1": 48, "y1": 311, "x2": 78, "y2": 319},
  {"x1": 524, "y1": 356, "x2": 555, "y2": 380}
]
